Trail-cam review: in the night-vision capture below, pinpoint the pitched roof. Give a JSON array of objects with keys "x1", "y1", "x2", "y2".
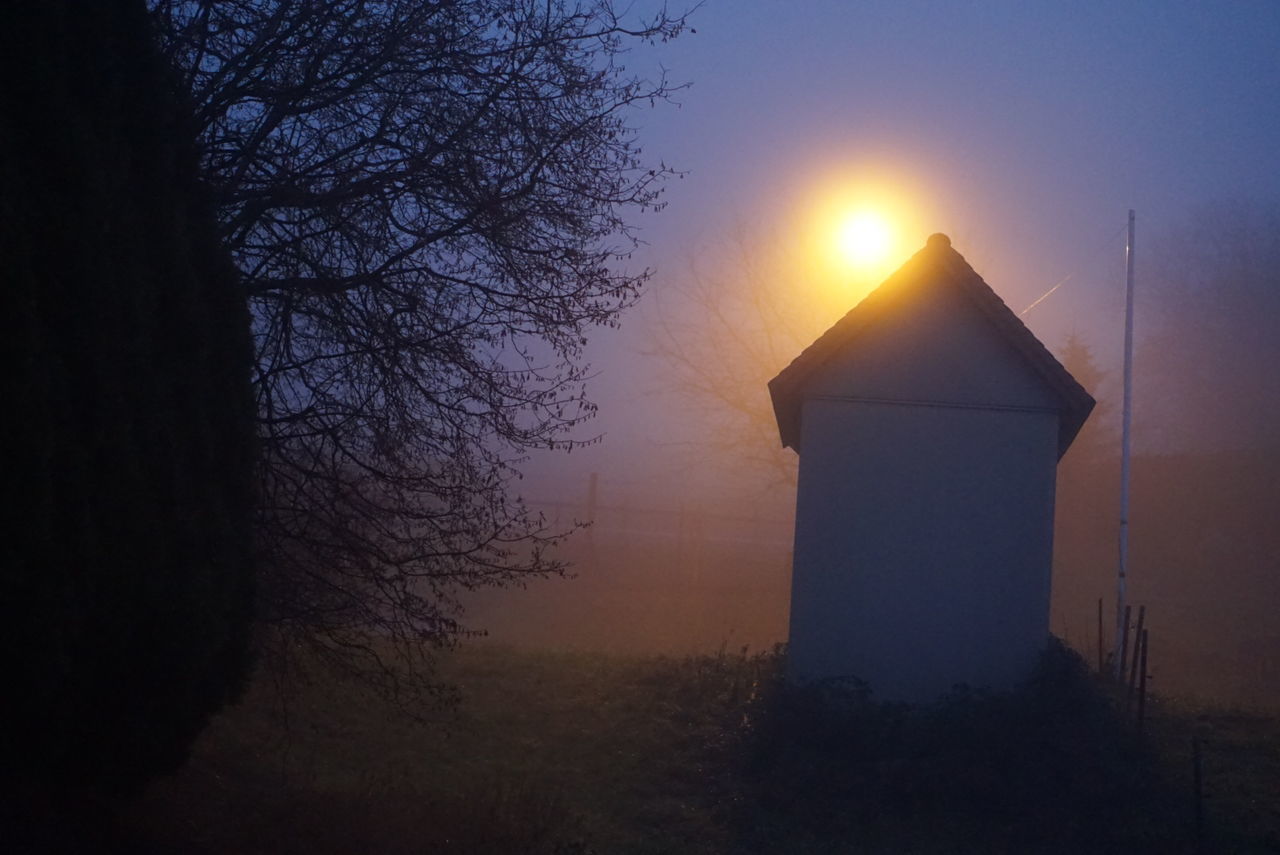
[{"x1": 768, "y1": 233, "x2": 1095, "y2": 459}]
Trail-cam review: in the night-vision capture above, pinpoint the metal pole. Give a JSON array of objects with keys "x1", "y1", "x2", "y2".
[{"x1": 1114, "y1": 210, "x2": 1136, "y2": 678}]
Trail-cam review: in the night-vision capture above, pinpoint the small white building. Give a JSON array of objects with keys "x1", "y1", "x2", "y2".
[{"x1": 769, "y1": 233, "x2": 1094, "y2": 702}]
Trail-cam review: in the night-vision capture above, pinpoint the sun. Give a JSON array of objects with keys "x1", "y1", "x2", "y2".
[{"x1": 835, "y1": 211, "x2": 894, "y2": 270}]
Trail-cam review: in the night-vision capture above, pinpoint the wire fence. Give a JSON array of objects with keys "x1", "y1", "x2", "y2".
[{"x1": 465, "y1": 472, "x2": 797, "y2": 652}]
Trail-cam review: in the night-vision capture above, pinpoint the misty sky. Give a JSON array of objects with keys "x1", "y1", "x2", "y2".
[{"x1": 522, "y1": 0, "x2": 1280, "y2": 501}]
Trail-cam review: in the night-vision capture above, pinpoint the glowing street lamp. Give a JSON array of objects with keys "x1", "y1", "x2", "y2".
[
  {"x1": 790, "y1": 164, "x2": 933, "y2": 315},
  {"x1": 835, "y1": 211, "x2": 895, "y2": 271}
]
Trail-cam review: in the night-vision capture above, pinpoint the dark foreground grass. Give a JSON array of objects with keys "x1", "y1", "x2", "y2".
[
  {"x1": 128, "y1": 647, "x2": 755, "y2": 855},
  {"x1": 117, "y1": 641, "x2": 1278, "y2": 854},
  {"x1": 734, "y1": 641, "x2": 1188, "y2": 853},
  {"x1": 1141, "y1": 693, "x2": 1280, "y2": 854}
]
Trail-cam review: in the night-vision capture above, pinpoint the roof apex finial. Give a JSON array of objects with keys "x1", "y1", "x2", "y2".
[{"x1": 927, "y1": 233, "x2": 951, "y2": 249}]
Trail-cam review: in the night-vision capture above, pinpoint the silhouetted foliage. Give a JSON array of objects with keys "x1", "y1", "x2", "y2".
[
  {"x1": 648, "y1": 225, "x2": 823, "y2": 491},
  {"x1": 738, "y1": 640, "x2": 1188, "y2": 853},
  {"x1": 1051, "y1": 333, "x2": 1120, "y2": 649},
  {"x1": 146, "y1": 0, "x2": 695, "y2": 696},
  {"x1": 0, "y1": 0, "x2": 255, "y2": 799},
  {"x1": 1127, "y1": 203, "x2": 1280, "y2": 678},
  {"x1": 1057, "y1": 332, "x2": 1112, "y2": 467},
  {"x1": 1139, "y1": 200, "x2": 1280, "y2": 451}
]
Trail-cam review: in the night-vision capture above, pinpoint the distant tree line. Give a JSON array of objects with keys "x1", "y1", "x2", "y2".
[{"x1": 1052, "y1": 206, "x2": 1280, "y2": 702}]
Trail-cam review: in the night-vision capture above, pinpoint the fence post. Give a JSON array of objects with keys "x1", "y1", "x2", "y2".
[
  {"x1": 1192, "y1": 730, "x2": 1204, "y2": 852},
  {"x1": 1127, "y1": 604, "x2": 1146, "y2": 713},
  {"x1": 1137, "y1": 628, "x2": 1149, "y2": 733},
  {"x1": 585, "y1": 471, "x2": 599, "y2": 570},
  {"x1": 1118, "y1": 604, "x2": 1133, "y2": 685},
  {"x1": 1097, "y1": 597, "x2": 1105, "y2": 674}
]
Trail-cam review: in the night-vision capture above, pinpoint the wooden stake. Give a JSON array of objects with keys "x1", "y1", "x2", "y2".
[
  {"x1": 1127, "y1": 604, "x2": 1146, "y2": 712},
  {"x1": 1137, "y1": 628, "x2": 1149, "y2": 733},
  {"x1": 1097, "y1": 597, "x2": 1104, "y2": 674},
  {"x1": 1192, "y1": 731, "x2": 1204, "y2": 852},
  {"x1": 585, "y1": 471, "x2": 599, "y2": 571},
  {"x1": 1118, "y1": 604, "x2": 1133, "y2": 684}
]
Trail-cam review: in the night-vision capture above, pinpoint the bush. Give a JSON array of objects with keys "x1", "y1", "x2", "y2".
[
  {"x1": 736, "y1": 639, "x2": 1189, "y2": 853},
  {"x1": 0, "y1": 0, "x2": 256, "y2": 800}
]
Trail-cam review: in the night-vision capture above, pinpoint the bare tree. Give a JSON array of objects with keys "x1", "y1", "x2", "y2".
[
  {"x1": 148, "y1": 0, "x2": 695, "y2": 696},
  {"x1": 647, "y1": 223, "x2": 838, "y2": 492}
]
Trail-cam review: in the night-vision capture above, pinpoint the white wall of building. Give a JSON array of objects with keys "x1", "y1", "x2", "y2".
[{"x1": 786, "y1": 276, "x2": 1063, "y2": 701}]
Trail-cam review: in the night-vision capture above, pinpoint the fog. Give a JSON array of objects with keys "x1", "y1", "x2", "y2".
[
  {"x1": 24, "y1": 3, "x2": 1280, "y2": 851},
  {"x1": 1053, "y1": 201, "x2": 1280, "y2": 704},
  {"x1": 467, "y1": 3, "x2": 1280, "y2": 707}
]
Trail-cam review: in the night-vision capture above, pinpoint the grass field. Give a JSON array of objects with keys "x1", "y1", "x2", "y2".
[{"x1": 125, "y1": 642, "x2": 1280, "y2": 854}]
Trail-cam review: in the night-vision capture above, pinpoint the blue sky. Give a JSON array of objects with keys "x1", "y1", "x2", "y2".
[
  {"x1": 523, "y1": 0, "x2": 1280, "y2": 499},
  {"x1": 637, "y1": 0, "x2": 1280, "y2": 298}
]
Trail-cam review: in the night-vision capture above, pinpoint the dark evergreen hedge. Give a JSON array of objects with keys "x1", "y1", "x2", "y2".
[{"x1": 0, "y1": 0, "x2": 256, "y2": 794}]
